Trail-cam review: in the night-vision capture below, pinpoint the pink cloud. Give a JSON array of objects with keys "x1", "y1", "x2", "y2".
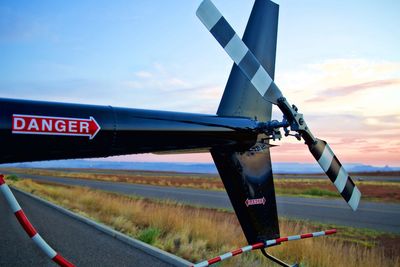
[{"x1": 306, "y1": 79, "x2": 400, "y2": 102}]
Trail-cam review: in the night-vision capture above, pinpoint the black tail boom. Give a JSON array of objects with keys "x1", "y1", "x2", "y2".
[{"x1": 0, "y1": 98, "x2": 258, "y2": 164}]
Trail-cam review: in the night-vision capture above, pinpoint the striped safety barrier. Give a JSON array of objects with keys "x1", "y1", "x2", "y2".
[
  {"x1": 192, "y1": 229, "x2": 337, "y2": 267},
  {"x1": 0, "y1": 174, "x2": 75, "y2": 267}
]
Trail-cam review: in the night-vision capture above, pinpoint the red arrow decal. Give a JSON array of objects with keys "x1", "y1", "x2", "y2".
[
  {"x1": 12, "y1": 114, "x2": 101, "y2": 139},
  {"x1": 88, "y1": 116, "x2": 101, "y2": 139}
]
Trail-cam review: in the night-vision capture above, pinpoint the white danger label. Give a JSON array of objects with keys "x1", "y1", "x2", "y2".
[{"x1": 245, "y1": 197, "x2": 266, "y2": 207}]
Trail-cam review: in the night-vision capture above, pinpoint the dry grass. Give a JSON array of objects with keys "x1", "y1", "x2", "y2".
[
  {"x1": 275, "y1": 179, "x2": 400, "y2": 202},
  {"x1": 7, "y1": 178, "x2": 400, "y2": 267},
  {"x1": 4, "y1": 168, "x2": 223, "y2": 190},
  {"x1": 5, "y1": 168, "x2": 400, "y2": 202}
]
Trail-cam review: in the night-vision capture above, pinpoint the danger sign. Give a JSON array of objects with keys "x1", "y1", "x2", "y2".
[
  {"x1": 245, "y1": 197, "x2": 266, "y2": 207},
  {"x1": 12, "y1": 114, "x2": 101, "y2": 139}
]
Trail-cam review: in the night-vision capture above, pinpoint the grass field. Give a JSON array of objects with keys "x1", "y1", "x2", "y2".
[
  {"x1": 3, "y1": 168, "x2": 400, "y2": 203},
  {"x1": 5, "y1": 177, "x2": 399, "y2": 267}
]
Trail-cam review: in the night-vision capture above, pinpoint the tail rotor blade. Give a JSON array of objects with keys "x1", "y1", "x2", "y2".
[
  {"x1": 197, "y1": 0, "x2": 362, "y2": 211},
  {"x1": 309, "y1": 139, "x2": 361, "y2": 211},
  {"x1": 196, "y1": 0, "x2": 283, "y2": 104}
]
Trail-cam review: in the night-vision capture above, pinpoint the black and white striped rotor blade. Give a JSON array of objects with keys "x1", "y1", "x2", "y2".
[
  {"x1": 196, "y1": 0, "x2": 283, "y2": 104},
  {"x1": 309, "y1": 139, "x2": 361, "y2": 211},
  {"x1": 197, "y1": 0, "x2": 361, "y2": 211}
]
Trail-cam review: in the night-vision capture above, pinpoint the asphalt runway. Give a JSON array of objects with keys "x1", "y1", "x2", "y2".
[
  {"x1": 0, "y1": 189, "x2": 178, "y2": 267},
  {"x1": 5, "y1": 173, "x2": 400, "y2": 233},
  {"x1": 274, "y1": 174, "x2": 400, "y2": 182},
  {"x1": 14, "y1": 168, "x2": 400, "y2": 182}
]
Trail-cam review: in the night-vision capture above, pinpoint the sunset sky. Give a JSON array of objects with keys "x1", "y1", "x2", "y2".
[{"x1": 0, "y1": 0, "x2": 399, "y2": 166}]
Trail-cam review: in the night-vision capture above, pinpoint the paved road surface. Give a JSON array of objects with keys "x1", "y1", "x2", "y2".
[
  {"x1": 48, "y1": 169, "x2": 400, "y2": 182},
  {"x1": 5, "y1": 173, "x2": 400, "y2": 233},
  {"x1": 8, "y1": 168, "x2": 399, "y2": 182},
  {"x1": 0, "y1": 189, "x2": 178, "y2": 267},
  {"x1": 275, "y1": 174, "x2": 400, "y2": 182}
]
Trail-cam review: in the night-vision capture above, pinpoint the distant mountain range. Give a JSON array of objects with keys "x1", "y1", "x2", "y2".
[{"x1": 1, "y1": 159, "x2": 399, "y2": 174}]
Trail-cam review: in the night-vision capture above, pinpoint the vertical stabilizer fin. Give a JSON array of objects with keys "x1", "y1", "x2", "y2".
[
  {"x1": 202, "y1": 0, "x2": 281, "y2": 243},
  {"x1": 216, "y1": 0, "x2": 279, "y2": 121}
]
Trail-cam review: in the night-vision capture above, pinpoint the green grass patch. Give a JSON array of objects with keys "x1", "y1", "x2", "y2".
[
  {"x1": 302, "y1": 188, "x2": 339, "y2": 197},
  {"x1": 6, "y1": 174, "x2": 20, "y2": 182},
  {"x1": 138, "y1": 227, "x2": 161, "y2": 245},
  {"x1": 280, "y1": 216, "x2": 398, "y2": 249}
]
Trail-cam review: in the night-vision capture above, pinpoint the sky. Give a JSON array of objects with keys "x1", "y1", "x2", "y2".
[{"x1": 0, "y1": 0, "x2": 399, "y2": 166}]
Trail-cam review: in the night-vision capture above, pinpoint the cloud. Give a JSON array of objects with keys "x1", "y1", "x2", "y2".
[
  {"x1": 124, "y1": 64, "x2": 191, "y2": 91},
  {"x1": 309, "y1": 59, "x2": 400, "y2": 80},
  {"x1": 118, "y1": 63, "x2": 225, "y2": 113},
  {"x1": 307, "y1": 79, "x2": 400, "y2": 102},
  {"x1": 275, "y1": 58, "x2": 400, "y2": 128},
  {"x1": 328, "y1": 79, "x2": 400, "y2": 96},
  {"x1": 363, "y1": 114, "x2": 400, "y2": 129},
  {"x1": 296, "y1": 113, "x2": 400, "y2": 164},
  {"x1": 118, "y1": 58, "x2": 400, "y2": 165},
  {"x1": 277, "y1": 58, "x2": 400, "y2": 102},
  {"x1": 135, "y1": 71, "x2": 153, "y2": 78},
  {"x1": 0, "y1": 61, "x2": 224, "y2": 114}
]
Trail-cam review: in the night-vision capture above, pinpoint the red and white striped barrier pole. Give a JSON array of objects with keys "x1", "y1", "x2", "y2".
[
  {"x1": 192, "y1": 229, "x2": 337, "y2": 267},
  {"x1": 0, "y1": 175, "x2": 75, "y2": 267}
]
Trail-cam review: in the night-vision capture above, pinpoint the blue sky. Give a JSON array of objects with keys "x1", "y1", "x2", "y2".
[{"x1": 1, "y1": 1, "x2": 399, "y2": 165}]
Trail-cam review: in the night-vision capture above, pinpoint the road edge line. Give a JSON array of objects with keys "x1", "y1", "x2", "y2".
[{"x1": 11, "y1": 186, "x2": 193, "y2": 267}]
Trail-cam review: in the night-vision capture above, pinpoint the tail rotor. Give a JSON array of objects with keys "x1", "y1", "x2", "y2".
[{"x1": 197, "y1": 0, "x2": 361, "y2": 210}]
